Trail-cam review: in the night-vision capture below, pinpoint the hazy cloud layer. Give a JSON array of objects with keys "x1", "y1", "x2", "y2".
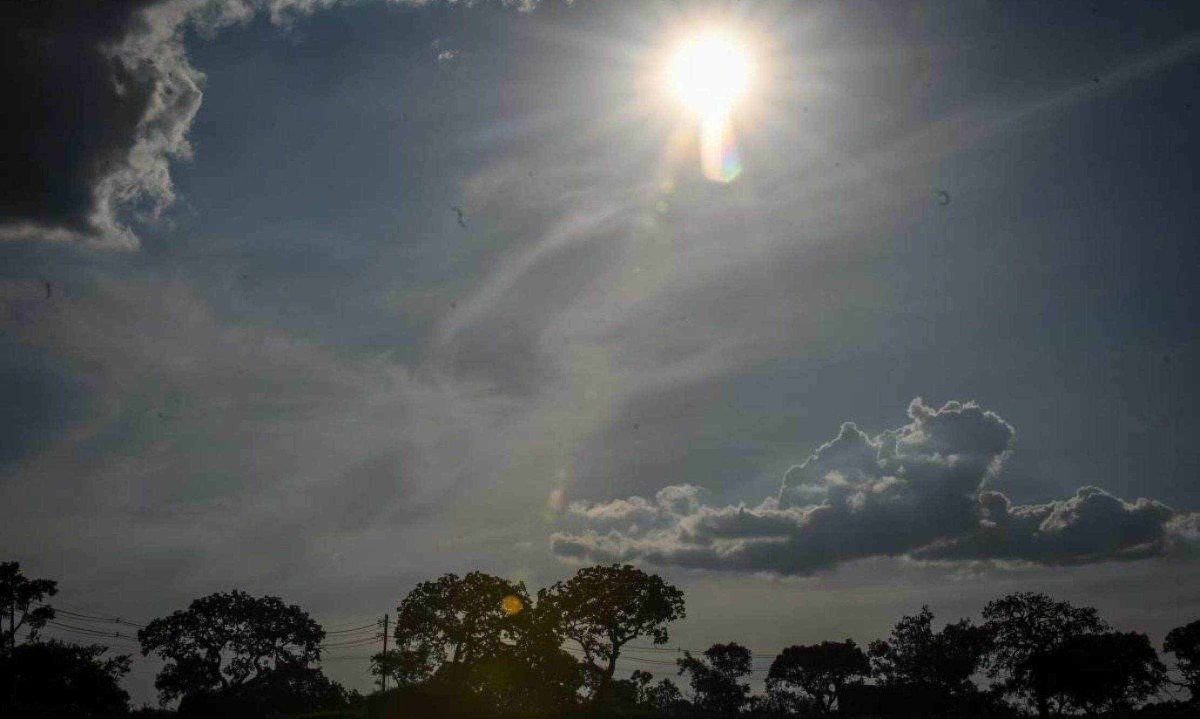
[
  {"x1": 0, "y1": 0, "x2": 544, "y2": 247},
  {"x1": 551, "y1": 399, "x2": 1198, "y2": 574},
  {"x1": 0, "y1": 276, "x2": 522, "y2": 593}
]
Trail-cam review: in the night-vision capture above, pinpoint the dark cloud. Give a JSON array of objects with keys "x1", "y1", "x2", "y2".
[
  {"x1": 0, "y1": 0, "x2": 544, "y2": 247},
  {"x1": 0, "y1": 1, "x2": 205, "y2": 246},
  {"x1": 549, "y1": 399, "x2": 1199, "y2": 574}
]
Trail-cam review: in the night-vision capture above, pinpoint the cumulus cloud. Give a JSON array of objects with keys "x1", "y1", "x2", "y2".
[
  {"x1": 550, "y1": 398, "x2": 1199, "y2": 574},
  {"x1": 0, "y1": 0, "x2": 543, "y2": 248}
]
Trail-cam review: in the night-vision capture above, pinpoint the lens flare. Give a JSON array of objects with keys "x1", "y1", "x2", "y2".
[
  {"x1": 665, "y1": 30, "x2": 752, "y2": 183},
  {"x1": 700, "y1": 110, "x2": 742, "y2": 183},
  {"x1": 501, "y1": 595, "x2": 523, "y2": 616}
]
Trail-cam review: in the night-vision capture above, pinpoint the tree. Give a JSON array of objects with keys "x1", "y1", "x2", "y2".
[
  {"x1": 677, "y1": 642, "x2": 754, "y2": 715},
  {"x1": 388, "y1": 571, "x2": 530, "y2": 687},
  {"x1": 0, "y1": 639, "x2": 130, "y2": 718},
  {"x1": 768, "y1": 639, "x2": 869, "y2": 714},
  {"x1": 1041, "y1": 631, "x2": 1165, "y2": 714},
  {"x1": 539, "y1": 564, "x2": 686, "y2": 697},
  {"x1": 137, "y1": 589, "x2": 323, "y2": 705},
  {"x1": 1164, "y1": 619, "x2": 1200, "y2": 702},
  {"x1": 0, "y1": 562, "x2": 57, "y2": 652},
  {"x1": 461, "y1": 601, "x2": 585, "y2": 716},
  {"x1": 370, "y1": 647, "x2": 436, "y2": 689},
  {"x1": 640, "y1": 675, "x2": 687, "y2": 715},
  {"x1": 868, "y1": 606, "x2": 993, "y2": 697},
  {"x1": 982, "y1": 592, "x2": 1108, "y2": 719}
]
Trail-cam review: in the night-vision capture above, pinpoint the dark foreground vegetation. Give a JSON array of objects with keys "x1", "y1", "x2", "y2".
[{"x1": 3, "y1": 560, "x2": 1199, "y2": 719}]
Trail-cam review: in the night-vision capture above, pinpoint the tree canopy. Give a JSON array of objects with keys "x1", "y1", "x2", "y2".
[
  {"x1": 1164, "y1": 618, "x2": 1200, "y2": 703},
  {"x1": 137, "y1": 589, "x2": 323, "y2": 704},
  {"x1": 1042, "y1": 631, "x2": 1166, "y2": 714},
  {"x1": 677, "y1": 642, "x2": 754, "y2": 716},
  {"x1": 385, "y1": 571, "x2": 530, "y2": 686},
  {"x1": 0, "y1": 639, "x2": 131, "y2": 718},
  {"x1": 538, "y1": 564, "x2": 685, "y2": 695},
  {"x1": 868, "y1": 606, "x2": 993, "y2": 697},
  {"x1": 982, "y1": 591, "x2": 1109, "y2": 719},
  {"x1": 1, "y1": 557, "x2": 1192, "y2": 719},
  {"x1": 767, "y1": 639, "x2": 870, "y2": 714},
  {"x1": 0, "y1": 562, "x2": 57, "y2": 652}
]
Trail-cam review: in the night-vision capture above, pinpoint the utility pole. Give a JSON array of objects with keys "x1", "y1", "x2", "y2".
[{"x1": 380, "y1": 613, "x2": 389, "y2": 693}]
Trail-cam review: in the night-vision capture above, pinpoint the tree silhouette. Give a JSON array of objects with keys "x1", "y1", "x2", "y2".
[
  {"x1": 461, "y1": 600, "x2": 585, "y2": 716},
  {"x1": 386, "y1": 571, "x2": 529, "y2": 688},
  {"x1": 767, "y1": 639, "x2": 869, "y2": 714},
  {"x1": 1041, "y1": 631, "x2": 1165, "y2": 714},
  {"x1": 137, "y1": 589, "x2": 323, "y2": 705},
  {"x1": 1164, "y1": 619, "x2": 1200, "y2": 702},
  {"x1": 0, "y1": 639, "x2": 130, "y2": 718},
  {"x1": 640, "y1": 673, "x2": 687, "y2": 715},
  {"x1": 369, "y1": 646, "x2": 435, "y2": 689},
  {"x1": 539, "y1": 564, "x2": 685, "y2": 698},
  {"x1": 982, "y1": 591, "x2": 1108, "y2": 719},
  {"x1": 677, "y1": 642, "x2": 754, "y2": 715},
  {"x1": 868, "y1": 606, "x2": 993, "y2": 698},
  {"x1": 0, "y1": 562, "x2": 57, "y2": 652}
]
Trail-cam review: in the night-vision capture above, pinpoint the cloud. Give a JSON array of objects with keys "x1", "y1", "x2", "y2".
[
  {"x1": 0, "y1": 276, "x2": 520, "y2": 593},
  {"x1": 0, "y1": 0, "x2": 545, "y2": 248},
  {"x1": 549, "y1": 398, "x2": 1199, "y2": 575}
]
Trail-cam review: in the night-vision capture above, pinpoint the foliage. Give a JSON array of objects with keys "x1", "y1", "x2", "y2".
[
  {"x1": 1041, "y1": 631, "x2": 1166, "y2": 714},
  {"x1": 387, "y1": 571, "x2": 530, "y2": 686},
  {"x1": 639, "y1": 675, "x2": 687, "y2": 716},
  {"x1": 1163, "y1": 618, "x2": 1200, "y2": 702},
  {"x1": 462, "y1": 611, "x2": 585, "y2": 717},
  {"x1": 382, "y1": 570, "x2": 581, "y2": 716},
  {"x1": 767, "y1": 639, "x2": 869, "y2": 714},
  {"x1": 982, "y1": 591, "x2": 1108, "y2": 718},
  {"x1": 0, "y1": 562, "x2": 57, "y2": 652},
  {"x1": 137, "y1": 589, "x2": 324, "y2": 704},
  {"x1": 539, "y1": 564, "x2": 686, "y2": 696},
  {"x1": 368, "y1": 647, "x2": 434, "y2": 689},
  {"x1": 677, "y1": 642, "x2": 754, "y2": 716},
  {"x1": 868, "y1": 606, "x2": 993, "y2": 697},
  {"x1": 175, "y1": 663, "x2": 360, "y2": 719},
  {"x1": 0, "y1": 559, "x2": 1191, "y2": 719},
  {"x1": 0, "y1": 639, "x2": 130, "y2": 718}
]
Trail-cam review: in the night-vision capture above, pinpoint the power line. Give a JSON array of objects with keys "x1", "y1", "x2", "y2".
[
  {"x1": 320, "y1": 636, "x2": 382, "y2": 649},
  {"x1": 53, "y1": 608, "x2": 147, "y2": 629},
  {"x1": 49, "y1": 601, "x2": 147, "y2": 628},
  {"x1": 47, "y1": 620, "x2": 139, "y2": 641},
  {"x1": 321, "y1": 617, "x2": 383, "y2": 631},
  {"x1": 323, "y1": 622, "x2": 381, "y2": 635}
]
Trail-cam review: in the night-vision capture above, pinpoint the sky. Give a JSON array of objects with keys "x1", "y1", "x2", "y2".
[{"x1": 2, "y1": 0, "x2": 1200, "y2": 705}]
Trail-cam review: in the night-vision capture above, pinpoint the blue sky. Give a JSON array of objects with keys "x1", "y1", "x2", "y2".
[{"x1": 2, "y1": 0, "x2": 1199, "y2": 703}]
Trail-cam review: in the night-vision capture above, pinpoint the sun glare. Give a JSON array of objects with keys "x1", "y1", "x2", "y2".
[
  {"x1": 667, "y1": 32, "x2": 752, "y2": 118},
  {"x1": 663, "y1": 30, "x2": 753, "y2": 183}
]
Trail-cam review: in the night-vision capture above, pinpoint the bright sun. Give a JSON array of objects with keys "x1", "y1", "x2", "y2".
[{"x1": 666, "y1": 32, "x2": 753, "y2": 118}]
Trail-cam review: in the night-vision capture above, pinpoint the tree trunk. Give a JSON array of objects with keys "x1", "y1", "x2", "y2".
[{"x1": 605, "y1": 650, "x2": 618, "y2": 683}]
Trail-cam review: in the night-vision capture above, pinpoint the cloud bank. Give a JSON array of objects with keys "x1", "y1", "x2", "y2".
[
  {"x1": 550, "y1": 399, "x2": 1198, "y2": 574},
  {"x1": 0, "y1": 0, "x2": 543, "y2": 248}
]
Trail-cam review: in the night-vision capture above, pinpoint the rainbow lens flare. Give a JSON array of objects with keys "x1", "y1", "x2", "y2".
[{"x1": 700, "y1": 110, "x2": 743, "y2": 183}]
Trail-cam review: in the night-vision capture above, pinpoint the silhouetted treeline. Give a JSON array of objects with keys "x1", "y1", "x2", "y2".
[{"x1": 3, "y1": 560, "x2": 1199, "y2": 719}]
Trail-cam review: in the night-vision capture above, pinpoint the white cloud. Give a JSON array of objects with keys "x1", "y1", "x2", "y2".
[{"x1": 550, "y1": 399, "x2": 1199, "y2": 574}]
